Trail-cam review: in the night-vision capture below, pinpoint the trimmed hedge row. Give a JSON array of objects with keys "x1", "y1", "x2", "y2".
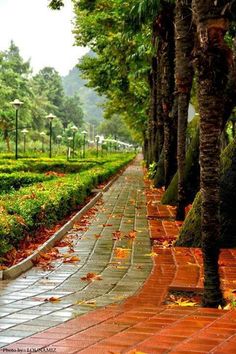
[
  {"x1": 0, "y1": 154, "x2": 134, "y2": 257},
  {"x1": 0, "y1": 172, "x2": 56, "y2": 194},
  {"x1": 0, "y1": 160, "x2": 103, "y2": 174}
]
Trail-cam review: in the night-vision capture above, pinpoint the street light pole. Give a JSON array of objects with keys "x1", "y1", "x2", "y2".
[
  {"x1": 81, "y1": 130, "x2": 87, "y2": 158},
  {"x1": 46, "y1": 113, "x2": 56, "y2": 158},
  {"x1": 10, "y1": 99, "x2": 23, "y2": 159}
]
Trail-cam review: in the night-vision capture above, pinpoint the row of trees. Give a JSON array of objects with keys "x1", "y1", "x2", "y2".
[
  {"x1": 0, "y1": 41, "x2": 84, "y2": 151},
  {"x1": 49, "y1": 1, "x2": 236, "y2": 307}
]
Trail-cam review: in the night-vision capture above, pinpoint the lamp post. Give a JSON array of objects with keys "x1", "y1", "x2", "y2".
[
  {"x1": 95, "y1": 135, "x2": 100, "y2": 158},
  {"x1": 21, "y1": 128, "x2": 28, "y2": 154},
  {"x1": 46, "y1": 113, "x2": 56, "y2": 158},
  {"x1": 67, "y1": 136, "x2": 73, "y2": 161},
  {"x1": 10, "y1": 99, "x2": 23, "y2": 159},
  {"x1": 71, "y1": 125, "x2": 78, "y2": 158},
  {"x1": 81, "y1": 130, "x2": 87, "y2": 158},
  {"x1": 40, "y1": 132, "x2": 46, "y2": 153}
]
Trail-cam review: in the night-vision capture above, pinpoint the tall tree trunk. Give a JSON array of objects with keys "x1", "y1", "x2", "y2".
[
  {"x1": 194, "y1": 0, "x2": 232, "y2": 307},
  {"x1": 156, "y1": 53, "x2": 164, "y2": 159},
  {"x1": 175, "y1": 0, "x2": 194, "y2": 220},
  {"x1": 151, "y1": 55, "x2": 158, "y2": 163},
  {"x1": 159, "y1": 3, "x2": 176, "y2": 188}
]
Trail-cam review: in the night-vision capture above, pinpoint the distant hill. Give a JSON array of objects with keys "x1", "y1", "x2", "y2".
[{"x1": 62, "y1": 66, "x2": 104, "y2": 125}]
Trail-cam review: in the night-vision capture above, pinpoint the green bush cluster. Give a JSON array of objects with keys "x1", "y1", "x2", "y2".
[
  {"x1": 0, "y1": 159, "x2": 104, "y2": 174},
  {"x1": 0, "y1": 172, "x2": 56, "y2": 194},
  {"x1": 0, "y1": 154, "x2": 134, "y2": 258}
]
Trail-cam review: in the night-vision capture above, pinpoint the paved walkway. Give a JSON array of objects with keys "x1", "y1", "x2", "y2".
[{"x1": 1, "y1": 157, "x2": 236, "y2": 353}]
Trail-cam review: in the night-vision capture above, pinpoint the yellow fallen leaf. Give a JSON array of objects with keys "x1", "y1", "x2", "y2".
[
  {"x1": 116, "y1": 266, "x2": 127, "y2": 269},
  {"x1": 75, "y1": 300, "x2": 97, "y2": 307},
  {"x1": 145, "y1": 252, "x2": 158, "y2": 257},
  {"x1": 187, "y1": 262, "x2": 198, "y2": 266},
  {"x1": 223, "y1": 303, "x2": 232, "y2": 310},
  {"x1": 174, "y1": 299, "x2": 197, "y2": 307},
  {"x1": 63, "y1": 255, "x2": 80, "y2": 263}
]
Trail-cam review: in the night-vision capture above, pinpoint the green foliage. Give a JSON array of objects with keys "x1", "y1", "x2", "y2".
[
  {"x1": 0, "y1": 172, "x2": 55, "y2": 194},
  {"x1": 147, "y1": 161, "x2": 157, "y2": 179},
  {"x1": 73, "y1": 0, "x2": 151, "y2": 140},
  {"x1": 49, "y1": 0, "x2": 64, "y2": 10},
  {"x1": 0, "y1": 41, "x2": 32, "y2": 149},
  {"x1": 0, "y1": 154, "x2": 134, "y2": 257},
  {"x1": 0, "y1": 42, "x2": 85, "y2": 152},
  {"x1": 62, "y1": 64, "x2": 104, "y2": 125}
]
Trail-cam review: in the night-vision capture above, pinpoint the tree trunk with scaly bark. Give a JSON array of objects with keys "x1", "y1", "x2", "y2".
[
  {"x1": 159, "y1": 3, "x2": 176, "y2": 188},
  {"x1": 193, "y1": 0, "x2": 232, "y2": 307},
  {"x1": 175, "y1": 0, "x2": 194, "y2": 221}
]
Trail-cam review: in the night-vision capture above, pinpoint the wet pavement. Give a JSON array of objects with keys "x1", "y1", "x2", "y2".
[{"x1": 1, "y1": 156, "x2": 236, "y2": 353}]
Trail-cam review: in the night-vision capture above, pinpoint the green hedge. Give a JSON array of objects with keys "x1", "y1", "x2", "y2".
[
  {"x1": 0, "y1": 172, "x2": 56, "y2": 194},
  {"x1": 0, "y1": 154, "x2": 134, "y2": 258}
]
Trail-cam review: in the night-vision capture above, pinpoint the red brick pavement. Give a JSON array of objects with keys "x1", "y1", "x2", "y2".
[{"x1": 2, "y1": 184, "x2": 236, "y2": 354}]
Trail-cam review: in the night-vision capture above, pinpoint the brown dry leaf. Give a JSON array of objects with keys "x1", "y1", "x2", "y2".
[
  {"x1": 81, "y1": 272, "x2": 103, "y2": 281},
  {"x1": 126, "y1": 230, "x2": 137, "y2": 240},
  {"x1": 94, "y1": 234, "x2": 101, "y2": 239},
  {"x1": 63, "y1": 256, "x2": 80, "y2": 263},
  {"x1": 44, "y1": 297, "x2": 61, "y2": 302},
  {"x1": 38, "y1": 252, "x2": 53, "y2": 261},
  {"x1": 0, "y1": 265, "x2": 8, "y2": 270},
  {"x1": 114, "y1": 248, "x2": 130, "y2": 259},
  {"x1": 112, "y1": 231, "x2": 122, "y2": 240},
  {"x1": 103, "y1": 223, "x2": 113, "y2": 227}
]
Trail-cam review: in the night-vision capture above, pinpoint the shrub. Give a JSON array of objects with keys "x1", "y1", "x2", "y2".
[{"x1": 0, "y1": 154, "x2": 134, "y2": 257}]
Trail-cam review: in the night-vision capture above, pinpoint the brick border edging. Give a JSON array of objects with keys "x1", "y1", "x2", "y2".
[{"x1": 1, "y1": 170, "x2": 123, "y2": 281}]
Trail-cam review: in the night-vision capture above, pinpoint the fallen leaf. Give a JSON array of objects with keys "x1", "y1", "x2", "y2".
[
  {"x1": 81, "y1": 272, "x2": 103, "y2": 281},
  {"x1": 126, "y1": 230, "x2": 137, "y2": 240},
  {"x1": 44, "y1": 297, "x2": 61, "y2": 302},
  {"x1": 145, "y1": 252, "x2": 158, "y2": 257},
  {"x1": 0, "y1": 265, "x2": 8, "y2": 270},
  {"x1": 63, "y1": 255, "x2": 80, "y2": 263},
  {"x1": 112, "y1": 231, "x2": 122, "y2": 240},
  {"x1": 170, "y1": 298, "x2": 197, "y2": 307},
  {"x1": 75, "y1": 300, "x2": 97, "y2": 307},
  {"x1": 114, "y1": 248, "x2": 130, "y2": 259}
]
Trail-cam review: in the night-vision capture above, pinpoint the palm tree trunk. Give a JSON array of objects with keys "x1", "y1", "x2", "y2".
[
  {"x1": 194, "y1": 0, "x2": 231, "y2": 307},
  {"x1": 175, "y1": 0, "x2": 194, "y2": 220},
  {"x1": 159, "y1": 4, "x2": 176, "y2": 188}
]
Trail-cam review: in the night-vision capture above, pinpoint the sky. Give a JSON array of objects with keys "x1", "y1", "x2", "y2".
[{"x1": 0, "y1": 0, "x2": 89, "y2": 76}]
